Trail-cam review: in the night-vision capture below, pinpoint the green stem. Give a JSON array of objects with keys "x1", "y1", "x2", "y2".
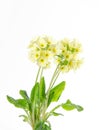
[
  {"x1": 33, "y1": 67, "x2": 44, "y2": 124},
  {"x1": 35, "y1": 66, "x2": 41, "y2": 84},
  {"x1": 46, "y1": 104, "x2": 62, "y2": 119},
  {"x1": 38, "y1": 67, "x2": 44, "y2": 120},
  {"x1": 48, "y1": 64, "x2": 60, "y2": 91},
  {"x1": 32, "y1": 67, "x2": 41, "y2": 128},
  {"x1": 40, "y1": 67, "x2": 43, "y2": 81},
  {"x1": 50, "y1": 104, "x2": 62, "y2": 113},
  {"x1": 42, "y1": 64, "x2": 60, "y2": 118},
  {"x1": 32, "y1": 103, "x2": 35, "y2": 127},
  {"x1": 24, "y1": 110, "x2": 33, "y2": 127},
  {"x1": 50, "y1": 70, "x2": 61, "y2": 88}
]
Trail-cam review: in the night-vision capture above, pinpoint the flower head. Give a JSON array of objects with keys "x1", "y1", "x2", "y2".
[
  {"x1": 54, "y1": 38, "x2": 82, "y2": 72},
  {"x1": 28, "y1": 35, "x2": 55, "y2": 68}
]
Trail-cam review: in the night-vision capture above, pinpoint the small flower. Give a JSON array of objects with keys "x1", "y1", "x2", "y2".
[
  {"x1": 45, "y1": 51, "x2": 52, "y2": 59},
  {"x1": 73, "y1": 59, "x2": 83, "y2": 70},
  {"x1": 34, "y1": 52, "x2": 40, "y2": 60},
  {"x1": 38, "y1": 37, "x2": 47, "y2": 48},
  {"x1": 37, "y1": 57, "x2": 50, "y2": 68},
  {"x1": 45, "y1": 61, "x2": 51, "y2": 68},
  {"x1": 63, "y1": 52, "x2": 72, "y2": 60},
  {"x1": 48, "y1": 44, "x2": 59, "y2": 56},
  {"x1": 28, "y1": 49, "x2": 36, "y2": 62},
  {"x1": 71, "y1": 39, "x2": 82, "y2": 53},
  {"x1": 59, "y1": 65, "x2": 69, "y2": 73},
  {"x1": 44, "y1": 35, "x2": 54, "y2": 45}
]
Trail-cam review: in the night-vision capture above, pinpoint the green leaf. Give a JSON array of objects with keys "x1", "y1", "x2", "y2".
[
  {"x1": 7, "y1": 95, "x2": 29, "y2": 110},
  {"x1": 60, "y1": 60, "x2": 68, "y2": 65},
  {"x1": 39, "y1": 77, "x2": 46, "y2": 102},
  {"x1": 52, "y1": 112, "x2": 63, "y2": 116},
  {"x1": 47, "y1": 92, "x2": 54, "y2": 106},
  {"x1": 7, "y1": 95, "x2": 16, "y2": 106},
  {"x1": 73, "y1": 104, "x2": 84, "y2": 112},
  {"x1": 62, "y1": 99, "x2": 84, "y2": 112},
  {"x1": 62, "y1": 99, "x2": 75, "y2": 111},
  {"x1": 35, "y1": 121, "x2": 43, "y2": 130},
  {"x1": 48, "y1": 81, "x2": 65, "y2": 106},
  {"x1": 19, "y1": 115, "x2": 28, "y2": 122},
  {"x1": 30, "y1": 82, "x2": 39, "y2": 103},
  {"x1": 19, "y1": 90, "x2": 31, "y2": 111},
  {"x1": 43, "y1": 124, "x2": 51, "y2": 130},
  {"x1": 56, "y1": 54, "x2": 64, "y2": 59},
  {"x1": 19, "y1": 90, "x2": 29, "y2": 100},
  {"x1": 16, "y1": 99, "x2": 29, "y2": 109},
  {"x1": 35, "y1": 121, "x2": 51, "y2": 130}
]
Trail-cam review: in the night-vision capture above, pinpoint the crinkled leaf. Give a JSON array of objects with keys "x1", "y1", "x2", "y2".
[
  {"x1": 39, "y1": 77, "x2": 46, "y2": 102},
  {"x1": 7, "y1": 95, "x2": 29, "y2": 110},
  {"x1": 48, "y1": 81, "x2": 65, "y2": 106}
]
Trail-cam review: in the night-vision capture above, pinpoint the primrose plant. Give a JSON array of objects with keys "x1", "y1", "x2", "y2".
[{"x1": 7, "y1": 35, "x2": 83, "y2": 130}]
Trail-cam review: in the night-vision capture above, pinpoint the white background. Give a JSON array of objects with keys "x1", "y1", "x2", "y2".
[{"x1": 0, "y1": 0, "x2": 104, "y2": 130}]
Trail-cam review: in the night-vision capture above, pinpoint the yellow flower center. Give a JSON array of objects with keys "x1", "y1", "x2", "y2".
[{"x1": 40, "y1": 59, "x2": 44, "y2": 63}]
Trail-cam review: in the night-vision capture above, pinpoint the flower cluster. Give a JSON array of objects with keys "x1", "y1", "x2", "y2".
[
  {"x1": 28, "y1": 35, "x2": 56, "y2": 68},
  {"x1": 28, "y1": 35, "x2": 82, "y2": 72},
  {"x1": 55, "y1": 38, "x2": 82, "y2": 72}
]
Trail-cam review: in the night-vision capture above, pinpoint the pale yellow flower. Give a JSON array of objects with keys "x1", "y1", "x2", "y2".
[
  {"x1": 38, "y1": 37, "x2": 47, "y2": 48},
  {"x1": 63, "y1": 52, "x2": 72, "y2": 60},
  {"x1": 28, "y1": 50, "x2": 36, "y2": 62},
  {"x1": 68, "y1": 60, "x2": 75, "y2": 69},
  {"x1": 59, "y1": 65, "x2": 69, "y2": 73},
  {"x1": 44, "y1": 35, "x2": 54, "y2": 45},
  {"x1": 60, "y1": 38, "x2": 71, "y2": 48},
  {"x1": 37, "y1": 57, "x2": 48, "y2": 68},
  {"x1": 73, "y1": 59, "x2": 83, "y2": 70},
  {"x1": 61, "y1": 48, "x2": 67, "y2": 54},
  {"x1": 28, "y1": 39, "x2": 36, "y2": 48},
  {"x1": 55, "y1": 57, "x2": 61, "y2": 64},
  {"x1": 44, "y1": 50, "x2": 52, "y2": 59},
  {"x1": 44, "y1": 62, "x2": 51, "y2": 68},
  {"x1": 28, "y1": 49, "x2": 40, "y2": 62},
  {"x1": 71, "y1": 39, "x2": 82, "y2": 53},
  {"x1": 48, "y1": 44, "x2": 59, "y2": 56},
  {"x1": 34, "y1": 52, "x2": 40, "y2": 60}
]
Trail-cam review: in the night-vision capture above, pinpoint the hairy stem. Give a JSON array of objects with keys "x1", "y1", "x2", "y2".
[
  {"x1": 50, "y1": 69, "x2": 61, "y2": 89},
  {"x1": 48, "y1": 64, "x2": 59, "y2": 90},
  {"x1": 42, "y1": 64, "x2": 60, "y2": 118},
  {"x1": 32, "y1": 66, "x2": 42, "y2": 128},
  {"x1": 35, "y1": 67, "x2": 41, "y2": 84},
  {"x1": 40, "y1": 67, "x2": 43, "y2": 81},
  {"x1": 46, "y1": 104, "x2": 62, "y2": 119}
]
